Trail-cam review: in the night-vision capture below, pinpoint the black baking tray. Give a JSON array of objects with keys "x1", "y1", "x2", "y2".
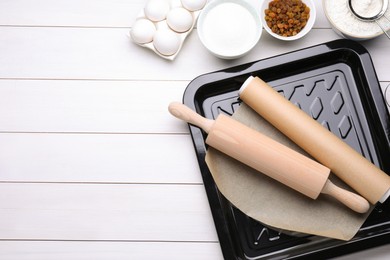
[{"x1": 182, "y1": 40, "x2": 390, "y2": 259}]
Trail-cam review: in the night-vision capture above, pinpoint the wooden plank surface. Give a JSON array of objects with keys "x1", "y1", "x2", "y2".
[
  {"x1": 0, "y1": 0, "x2": 389, "y2": 259},
  {"x1": 0, "y1": 80, "x2": 188, "y2": 133},
  {"x1": 0, "y1": 183, "x2": 217, "y2": 241},
  {"x1": 0, "y1": 27, "x2": 340, "y2": 81},
  {"x1": 0, "y1": 241, "x2": 223, "y2": 260},
  {"x1": 0, "y1": 27, "x2": 389, "y2": 81},
  {"x1": 0, "y1": 133, "x2": 201, "y2": 183}
]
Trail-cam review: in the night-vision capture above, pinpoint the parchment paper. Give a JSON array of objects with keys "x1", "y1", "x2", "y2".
[{"x1": 205, "y1": 103, "x2": 372, "y2": 240}]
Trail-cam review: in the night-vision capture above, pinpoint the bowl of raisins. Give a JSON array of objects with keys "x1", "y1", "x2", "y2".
[{"x1": 261, "y1": 0, "x2": 316, "y2": 41}]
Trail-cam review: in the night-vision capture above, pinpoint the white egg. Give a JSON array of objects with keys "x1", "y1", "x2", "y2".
[
  {"x1": 181, "y1": 0, "x2": 207, "y2": 11},
  {"x1": 130, "y1": 18, "x2": 156, "y2": 44},
  {"x1": 166, "y1": 7, "x2": 194, "y2": 33},
  {"x1": 144, "y1": 0, "x2": 170, "y2": 22},
  {"x1": 153, "y1": 29, "x2": 181, "y2": 56}
]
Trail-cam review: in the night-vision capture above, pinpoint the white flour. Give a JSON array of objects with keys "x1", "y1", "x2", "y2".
[
  {"x1": 351, "y1": 0, "x2": 382, "y2": 17},
  {"x1": 324, "y1": 0, "x2": 390, "y2": 37}
]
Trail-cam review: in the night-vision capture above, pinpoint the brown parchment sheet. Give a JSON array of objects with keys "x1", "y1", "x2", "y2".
[{"x1": 205, "y1": 103, "x2": 373, "y2": 240}]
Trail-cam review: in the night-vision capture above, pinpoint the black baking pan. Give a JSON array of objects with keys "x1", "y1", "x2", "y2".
[{"x1": 182, "y1": 39, "x2": 390, "y2": 259}]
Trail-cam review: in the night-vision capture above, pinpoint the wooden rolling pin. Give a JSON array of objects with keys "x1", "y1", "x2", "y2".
[
  {"x1": 239, "y1": 76, "x2": 390, "y2": 204},
  {"x1": 168, "y1": 102, "x2": 370, "y2": 213}
]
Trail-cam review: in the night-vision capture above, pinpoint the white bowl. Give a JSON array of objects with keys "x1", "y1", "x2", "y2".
[
  {"x1": 197, "y1": 0, "x2": 262, "y2": 59},
  {"x1": 260, "y1": 0, "x2": 316, "y2": 41}
]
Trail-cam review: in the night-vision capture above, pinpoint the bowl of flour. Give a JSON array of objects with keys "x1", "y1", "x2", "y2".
[
  {"x1": 323, "y1": 0, "x2": 390, "y2": 40},
  {"x1": 197, "y1": 0, "x2": 262, "y2": 59}
]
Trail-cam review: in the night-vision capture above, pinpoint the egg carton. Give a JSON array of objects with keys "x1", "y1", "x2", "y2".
[{"x1": 130, "y1": 0, "x2": 207, "y2": 60}]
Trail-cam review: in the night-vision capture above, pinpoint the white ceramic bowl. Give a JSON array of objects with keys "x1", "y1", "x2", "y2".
[
  {"x1": 260, "y1": 0, "x2": 316, "y2": 41},
  {"x1": 197, "y1": 0, "x2": 262, "y2": 59},
  {"x1": 323, "y1": 0, "x2": 390, "y2": 41}
]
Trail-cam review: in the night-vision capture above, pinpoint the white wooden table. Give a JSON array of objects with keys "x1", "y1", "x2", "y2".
[{"x1": 0, "y1": 0, "x2": 389, "y2": 259}]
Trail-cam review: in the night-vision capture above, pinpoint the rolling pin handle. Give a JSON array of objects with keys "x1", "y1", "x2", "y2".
[
  {"x1": 168, "y1": 102, "x2": 214, "y2": 133},
  {"x1": 321, "y1": 180, "x2": 370, "y2": 213}
]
